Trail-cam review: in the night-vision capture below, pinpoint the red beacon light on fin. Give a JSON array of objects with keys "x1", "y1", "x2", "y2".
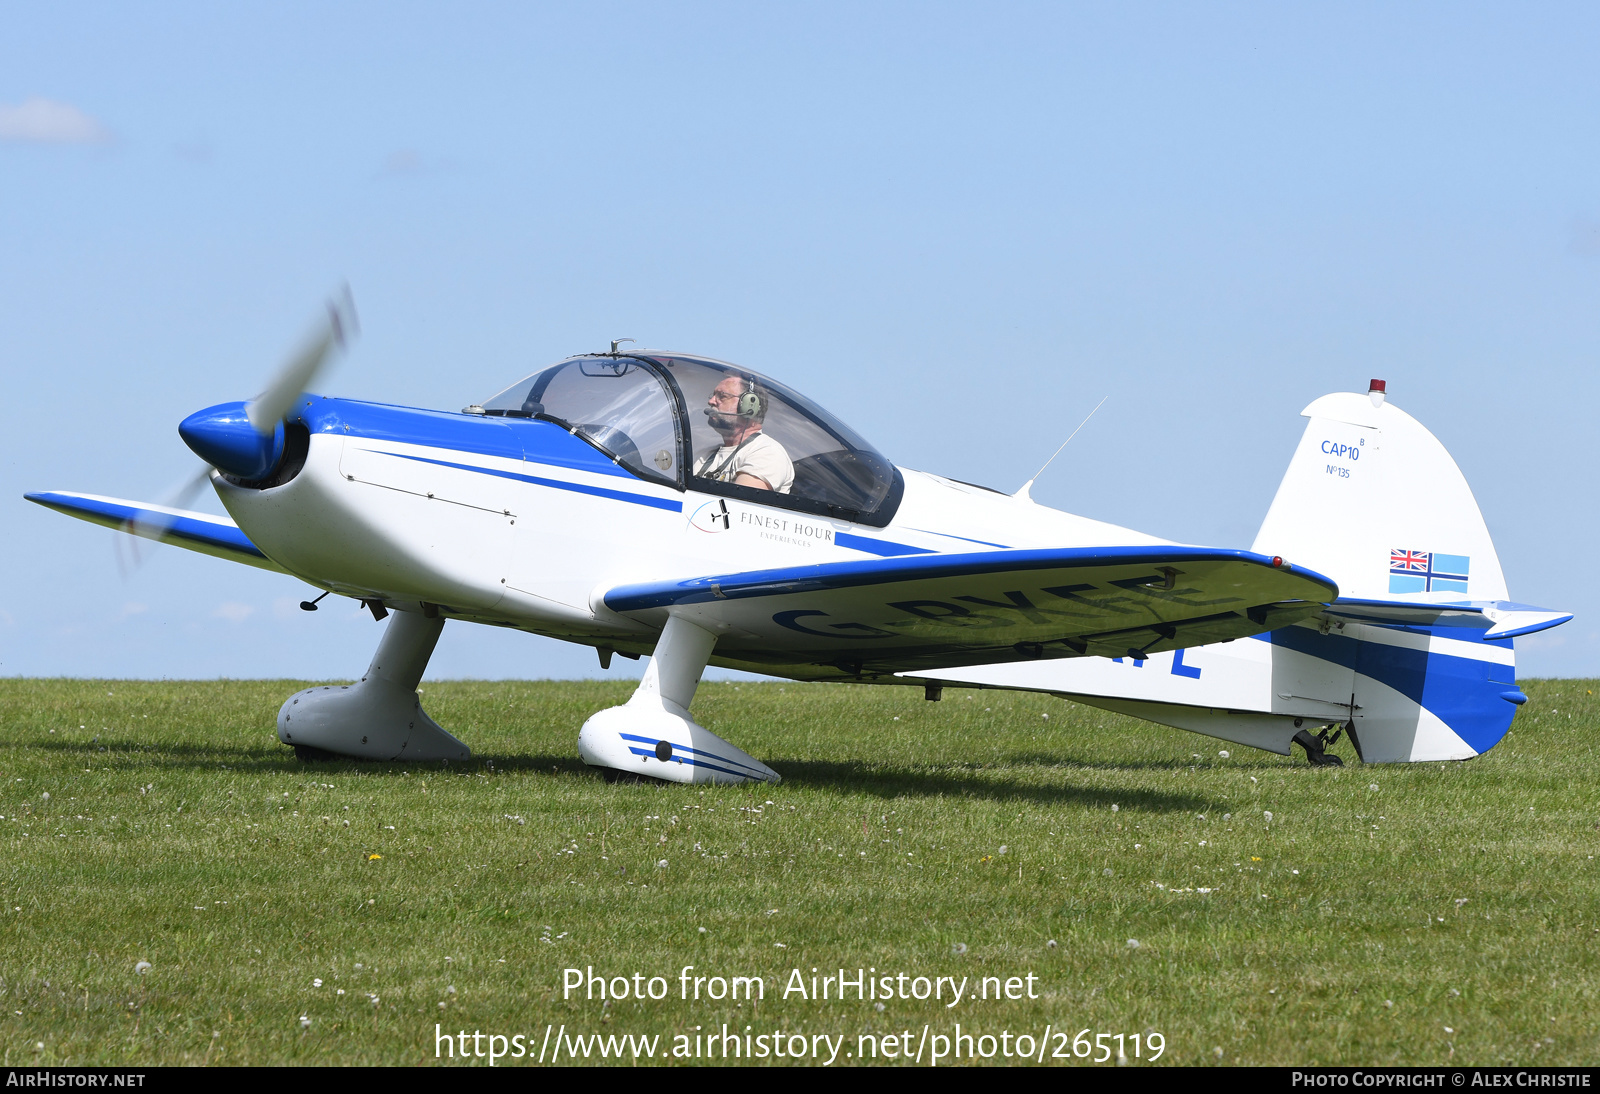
[
  {"x1": 1369, "y1": 378, "x2": 1387, "y2": 408},
  {"x1": 1271, "y1": 556, "x2": 1284, "y2": 568}
]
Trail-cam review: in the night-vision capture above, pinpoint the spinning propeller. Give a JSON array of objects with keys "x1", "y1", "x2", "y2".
[{"x1": 116, "y1": 289, "x2": 357, "y2": 569}]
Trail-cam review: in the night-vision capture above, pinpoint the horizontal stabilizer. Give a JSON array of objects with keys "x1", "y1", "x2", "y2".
[
  {"x1": 604, "y1": 545, "x2": 1337, "y2": 675},
  {"x1": 1326, "y1": 598, "x2": 1572, "y2": 641},
  {"x1": 24, "y1": 490, "x2": 286, "y2": 573}
]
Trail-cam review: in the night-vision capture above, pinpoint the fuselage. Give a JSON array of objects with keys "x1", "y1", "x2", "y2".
[{"x1": 215, "y1": 394, "x2": 1170, "y2": 678}]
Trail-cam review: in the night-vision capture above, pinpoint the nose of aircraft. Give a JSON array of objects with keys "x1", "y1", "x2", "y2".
[{"x1": 179, "y1": 401, "x2": 286, "y2": 480}]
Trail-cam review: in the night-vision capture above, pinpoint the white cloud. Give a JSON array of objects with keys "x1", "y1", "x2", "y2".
[
  {"x1": 0, "y1": 97, "x2": 111, "y2": 144},
  {"x1": 214, "y1": 602, "x2": 255, "y2": 623}
]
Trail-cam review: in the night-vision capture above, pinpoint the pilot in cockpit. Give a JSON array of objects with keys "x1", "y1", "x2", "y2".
[{"x1": 694, "y1": 374, "x2": 794, "y2": 493}]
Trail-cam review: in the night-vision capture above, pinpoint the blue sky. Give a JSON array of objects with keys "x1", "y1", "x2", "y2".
[{"x1": 3, "y1": 2, "x2": 1598, "y2": 681}]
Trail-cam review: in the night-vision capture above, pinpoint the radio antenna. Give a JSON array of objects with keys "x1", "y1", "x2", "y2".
[{"x1": 1014, "y1": 395, "x2": 1108, "y2": 501}]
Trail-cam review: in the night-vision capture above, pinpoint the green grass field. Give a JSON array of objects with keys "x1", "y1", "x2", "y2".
[{"x1": 0, "y1": 677, "x2": 1595, "y2": 1067}]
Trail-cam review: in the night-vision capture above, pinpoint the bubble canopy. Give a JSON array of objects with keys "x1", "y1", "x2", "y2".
[{"x1": 481, "y1": 353, "x2": 904, "y2": 526}]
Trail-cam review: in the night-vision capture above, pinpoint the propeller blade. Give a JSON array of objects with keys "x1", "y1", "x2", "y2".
[
  {"x1": 245, "y1": 287, "x2": 358, "y2": 434},
  {"x1": 114, "y1": 463, "x2": 214, "y2": 573}
]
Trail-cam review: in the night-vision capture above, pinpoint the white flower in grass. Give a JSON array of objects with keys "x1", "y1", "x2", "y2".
[
  {"x1": 1046, "y1": 940, "x2": 1058, "y2": 949},
  {"x1": 1263, "y1": 811, "x2": 1273, "y2": 823},
  {"x1": 313, "y1": 978, "x2": 322, "y2": 988},
  {"x1": 1103, "y1": 867, "x2": 1114, "y2": 876},
  {"x1": 998, "y1": 846, "x2": 1008, "y2": 855},
  {"x1": 1218, "y1": 750, "x2": 1230, "y2": 758},
  {"x1": 656, "y1": 859, "x2": 668, "y2": 869},
  {"x1": 1126, "y1": 939, "x2": 1140, "y2": 949},
  {"x1": 1110, "y1": 804, "x2": 1119, "y2": 813},
  {"x1": 951, "y1": 943, "x2": 968, "y2": 955},
  {"x1": 134, "y1": 961, "x2": 151, "y2": 975},
  {"x1": 875, "y1": 1002, "x2": 886, "y2": 1012},
  {"x1": 299, "y1": 1015, "x2": 310, "y2": 1029}
]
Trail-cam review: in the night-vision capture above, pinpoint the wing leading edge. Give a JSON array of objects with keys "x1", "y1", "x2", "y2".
[
  {"x1": 25, "y1": 491, "x2": 286, "y2": 573},
  {"x1": 604, "y1": 546, "x2": 1338, "y2": 676}
]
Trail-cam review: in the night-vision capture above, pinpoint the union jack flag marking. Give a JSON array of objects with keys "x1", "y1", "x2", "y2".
[{"x1": 1390, "y1": 549, "x2": 1429, "y2": 573}]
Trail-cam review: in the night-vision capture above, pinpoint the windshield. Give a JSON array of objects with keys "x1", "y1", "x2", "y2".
[
  {"x1": 482, "y1": 357, "x2": 681, "y2": 485},
  {"x1": 483, "y1": 352, "x2": 901, "y2": 523}
]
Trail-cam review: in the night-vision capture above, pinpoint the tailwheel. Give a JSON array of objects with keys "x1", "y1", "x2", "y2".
[{"x1": 1292, "y1": 723, "x2": 1347, "y2": 767}]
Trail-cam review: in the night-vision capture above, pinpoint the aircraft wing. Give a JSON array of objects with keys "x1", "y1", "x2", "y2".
[
  {"x1": 603, "y1": 546, "x2": 1338, "y2": 674},
  {"x1": 25, "y1": 491, "x2": 287, "y2": 573}
]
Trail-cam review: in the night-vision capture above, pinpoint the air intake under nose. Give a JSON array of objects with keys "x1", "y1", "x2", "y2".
[{"x1": 179, "y1": 400, "x2": 285, "y2": 480}]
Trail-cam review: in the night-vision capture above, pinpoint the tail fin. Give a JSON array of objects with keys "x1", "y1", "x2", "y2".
[
  {"x1": 919, "y1": 386, "x2": 1569, "y2": 763},
  {"x1": 1250, "y1": 389, "x2": 1506, "y2": 602}
]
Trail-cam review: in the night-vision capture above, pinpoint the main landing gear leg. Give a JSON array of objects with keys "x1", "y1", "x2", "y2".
[
  {"x1": 278, "y1": 607, "x2": 471, "y2": 762},
  {"x1": 579, "y1": 615, "x2": 780, "y2": 785}
]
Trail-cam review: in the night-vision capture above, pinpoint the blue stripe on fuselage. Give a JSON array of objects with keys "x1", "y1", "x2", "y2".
[
  {"x1": 835, "y1": 532, "x2": 934, "y2": 556},
  {"x1": 1255, "y1": 624, "x2": 1516, "y2": 755},
  {"x1": 368, "y1": 450, "x2": 683, "y2": 513},
  {"x1": 297, "y1": 397, "x2": 634, "y2": 478}
]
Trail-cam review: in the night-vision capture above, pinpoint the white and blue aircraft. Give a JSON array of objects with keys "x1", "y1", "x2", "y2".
[{"x1": 26, "y1": 309, "x2": 1572, "y2": 781}]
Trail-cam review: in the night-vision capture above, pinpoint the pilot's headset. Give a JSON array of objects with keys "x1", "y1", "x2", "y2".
[{"x1": 733, "y1": 373, "x2": 766, "y2": 420}]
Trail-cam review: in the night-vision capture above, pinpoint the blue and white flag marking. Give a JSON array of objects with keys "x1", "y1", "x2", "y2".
[{"x1": 1390, "y1": 549, "x2": 1469, "y2": 594}]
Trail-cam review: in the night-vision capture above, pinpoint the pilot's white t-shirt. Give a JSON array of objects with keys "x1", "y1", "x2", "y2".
[{"x1": 694, "y1": 431, "x2": 794, "y2": 494}]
